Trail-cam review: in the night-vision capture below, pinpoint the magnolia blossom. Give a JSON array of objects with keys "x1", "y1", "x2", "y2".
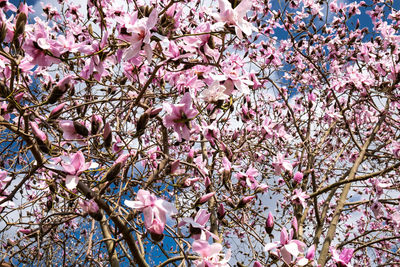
[
  {"x1": 0, "y1": 170, "x2": 11, "y2": 192},
  {"x1": 60, "y1": 151, "x2": 96, "y2": 190},
  {"x1": 272, "y1": 153, "x2": 293, "y2": 175},
  {"x1": 214, "y1": 0, "x2": 256, "y2": 39},
  {"x1": 125, "y1": 189, "x2": 177, "y2": 234},
  {"x1": 330, "y1": 247, "x2": 354, "y2": 267},
  {"x1": 193, "y1": 240, "x2": 230, "y2": 267},
  {"x1": 179, "y1": 209, "x2": 219, "y2": 240},
  {"x1": 163, "y1": 92, "x2": 198, "y2": 141},
  {"x1": 264, "y1": 227, "x2": 306, "y2": 266},
  {"x1": 291, "y1": 189, "x2": 309, "y2": 208},
  {"x1": 201, "y1": 81, "x2": 230, "y2": 103},
  {"x1": 121, "y1": 9, "x2": 158, "y2": 61}
]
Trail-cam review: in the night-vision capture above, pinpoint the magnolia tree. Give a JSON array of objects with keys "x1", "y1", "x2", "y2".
[{"x1": 0, "y1": 0, "x2": 400, "y2": 266}]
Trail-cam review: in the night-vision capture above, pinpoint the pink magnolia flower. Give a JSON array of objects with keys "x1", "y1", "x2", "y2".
[
  {"x1": 0, "y1": 170, "x2": 11, "y2": 192},
  {"x1": 197, "y1": 192, "x2": 216, "y2": 205},
  {"x1": 78, "y1": 199, "x2": 99, "y2": 214},
  {"x1": 291, "y1": 189, "x2": 309, "y2": 208},
  {"x1": 293, "y1": 171, "x2": 303, "y2": 183},
  {"x1": 23, "y1": 19, "x2": 61, "y2": 67},
  {"x1": 125, "y1": 189, "x2": 177, "y2": 234},
  {"x1": 179, "y1": 209, "x2": 219, "y2": 240},
  {"x1": 265, "y1": 212, "x2": 274, "y2": 234},
  {"x1": 391, "y1": 141, "x2": 400, "y2": 158},
  {"x1": 163, "y1": 93, "x2": 198, "y2": 141},
  {"x1": 214, "y1": 0, "x2": 256, "y2": 39},
  {"x1": 296, "y1": 245, "x2": 316, "y2": 266},
  {"x1": 61, "y1": 151, "x2": 95, "y2": 190},
  {"x1": 330, "y1": 247, "x2": 354, "y2": 267},
  {"x1": 192, "y1": 240, "x2": 230, "y2": 267},
  {"x1": 201, "y1": 81, "x2": 230, "y2": 103},
  {"x1": 236, "y1": 166, "x2": 259, "y2": 189},
  {"x1": 272, "y1": 153, "x2": 293, "y2": 175},
  {"x1": 59, "y1": 120, "x2": 82, "y2": 140},
  {"x1": 121, "y1": 9, "x2": 158, "y2": 61},
  {"x1": 264, "y1": 227, "x2": 306, "y2": 266},
  {"x1": 29, "y1": 121, "x2": 47, "y2": 142}
]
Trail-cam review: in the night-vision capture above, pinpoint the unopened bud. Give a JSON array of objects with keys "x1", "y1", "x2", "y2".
[
  {"x1": 217, "y1": 203, "x2": 225, "y2": 220},
  {"x1": 73, "y1": 121, "x2": 89, "y2": 137},
  {"x1": 91, "y1": 115, "x2": 102, "y2": 135},
  {"x1": 14, "y1": 4, "x2": 28, "y2": 39},
  {"x1": 46, "y1": 75, "x2": 73, "y2": 104},
  {"x1": 0, "y1": 81, "x2": 10, "y2": 98},
  {"x1": 102, "y1": 162, "x2": 122, "y2": 182},
  {"x1": 0, "y1": 22, "x2": 6, "y2": 43},
  {"x1": 149, "y1": 107, "x2": 162, "y2": 118},
  {"x1": 265, "y1": 212, "x2": 274, "y2": 234},
  {"x1": 135, "y1": 110, "x2": 150, "y2": 137},
  {"x1": 14, "y1": 92, "x2": 24, "y2": 102},
  {"x1": 47, "y1": 87, "x2": 66, "y2": 104},
  {"x1": 29, "y1": 121, "x2": 50, "y2": 153},
  {"x1": 236, "y1": 195, "x2": 255, "y2": 209},
  {"x1": 196, "y1": 192, "x2": 215, "y2": 205},
  {"x1": 103, "y1": 122, "x2": 112, "y2": 148},
  {"x1": 48, "y1": 103, "x2": 65, "y2": 121}
]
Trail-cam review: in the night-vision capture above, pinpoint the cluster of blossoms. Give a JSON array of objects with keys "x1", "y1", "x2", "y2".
[{"x1": 0, "y1": 0, "x2": 399, "y2": 266}]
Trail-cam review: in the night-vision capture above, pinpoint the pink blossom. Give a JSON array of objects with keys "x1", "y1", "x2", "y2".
[
  {"x1": 293, "y1": 172, "x2": 303, "y2": 183},
  {"x1": 198, "y1": 192, "x2": 216, "y2": 205},
  {"x1": 61, "y1": 151, "x2": 94, "y2": 190},
  {"x1": 272, "y1": 153, "x2": 293, "y2": 175},
  {"x1": 0, "y1": 170, "x2": 11, "y2": 192},
  {"x1": 59, "y1": 120, "x2": 82, "y2": 140},
  {"x1": 201, "y1": 81, "x2": 230, "y2": 103},
  {"x1": 265, "y1": 212, "x2": 274, "y2": 234},
  {"x1": 192, "y1": 240, "x2": 230, "y2": 267},
  {"x1": 214, "y1": 0, "x2": 256, "y2": 39},
  {"x1": 29, "y1": 121, "x2": 47, "y2": 142},
  {"x1": 330, "y1": 247, "x2": 354, "y2": 267},
  {"x1": 163, "y1": 93, "x2": 198, "y2": 141},
  {"x1": 179, "y1": 209, "x2": 219, "y2": 240},
  {"x1": 291, "y1": 189, "x2": 309, "y2": 208},
  {"x1": 122, "y1": 9, "x2": 158, "y2": 61},
  {"x1": 264, "y1": 227, "x2": 306, "y2": 266},
  {"x1": 125, "y1": 189, "x2": 177, "y2": 234},
  {"x1": 78, "y1": 199, "x2": 99, "y2": 214}
]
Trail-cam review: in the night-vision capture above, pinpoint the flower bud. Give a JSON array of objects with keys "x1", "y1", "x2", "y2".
[
  {"x1": 73, "y1": 121, "x2": 89, "y2": 137},
  {"x1": 0, "y1": 81, "x2": 10, "y2": 98},
  {"x1": 149, "y1": 107, "x2": 162, "y2": 118},
  {"x1": 14, "y1": 92, "x2": 24, "y2": 102},
  {"x1": 196, "y1": 192, "x2": 215, "y2": 205},
  {"x1": 46, "y1": 75, "x2": 73, "y2": 104},
  {"x1": 29, "y1": 121, "x2": 50, "y2": 154},
  {"x1": 91, "y1": 115, "x2": 102, "y2": 135},
  {"x1": 102, "y1": 162, "x2": 122, "y2": 182},
  {"x1": 103, "y1": 122, "x2": 112, "y2": 148},
  {"x1": 135, "y1": 110, "x2": 150, "y2": 137},
  {"x1": 236, "y1": 195, "x2": 255, "y2": 209},
  {"x1": 14, "y1": 4, "x2": 28, "y2": 39},
  {"x1": 217, "y1": 203, "x2": 226, "y2": 220},
  {"x1": 253, "y1": 261, "x2": 263, "y2": 267},
  {"x1": 29, "y1": 121, "x2": 47, "y2": 142},
  {"x1": 0, "y1": 22, "x2": 6, "y2": 43},
  {"x1": 48, "y1": 103, "x2": 65, "y2": 121},
  {"x1": 265, "y1": 212, "x2": 274, "y2": 234}
]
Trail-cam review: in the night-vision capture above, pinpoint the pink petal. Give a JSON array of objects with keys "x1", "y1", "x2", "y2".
[{"x1": 65, "y1": 175, "x2": 79, "y2": 190}]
